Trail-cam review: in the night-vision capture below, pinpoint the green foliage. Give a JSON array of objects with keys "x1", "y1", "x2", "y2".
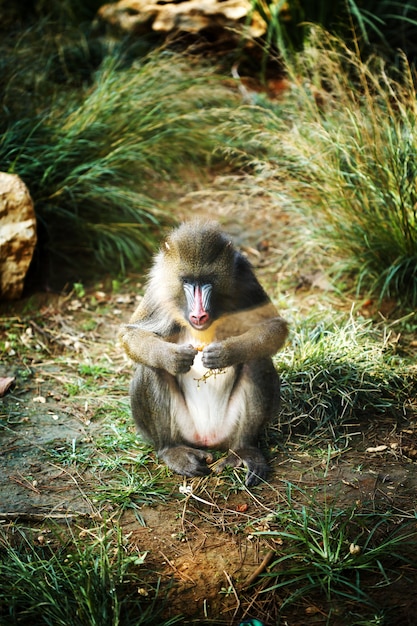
[
  {"x1": 0, "y1": 23, "x2": 243, "y2": 286},
  {"x1": 78, "y1": 362, "x2": 112, "y2": 379},
  {"x1": 0, "y1": 524, "x2": 181, "y2": 626},
  {"x1": 73, "y1": 282, "x2": 86, "y2": 298},
  {"x1": 276, "y1": 312, "x2": 415, "y2": 442},
  {"x1": 249, "y1": 0, "x2": 417, "y2": 61},
  {"x1": 257, "y1": 29, "x2": 417, "y2": 306},
  {"x1": 257, "y1": 483, "x2": 417, "y2": 618},
  {"x1": 94, "y1": 467, "x2": 171, "y2": 511}
]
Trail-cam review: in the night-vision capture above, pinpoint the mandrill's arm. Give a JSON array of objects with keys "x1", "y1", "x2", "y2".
[
  {"x1": 118, "y1": 300, "x2": 197, "y2": 377},
  {"x1": 202, "y1": 302, "x2": 288, "y2": 369}
]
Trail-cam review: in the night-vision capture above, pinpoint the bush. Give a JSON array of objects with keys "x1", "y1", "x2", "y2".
[
  {"x1": 0, "y1": 36, "x2": 243, "y2": 286},
  {"x1": 254, "y1": 29, "x2": 417, "y2": 306}
]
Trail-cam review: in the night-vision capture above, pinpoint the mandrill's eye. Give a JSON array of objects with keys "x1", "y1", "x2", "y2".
[{"x1": 181, "y1": 277, "x2": 194, "y2": 290}]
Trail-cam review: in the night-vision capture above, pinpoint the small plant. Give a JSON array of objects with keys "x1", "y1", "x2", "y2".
[
  {"x1": 94, "y1": 466, "x2": 171, "y2": 511},
  {"x1": 255, "y1": 483, "x2": 417, "y2": 619},
  {"x1": 47, "y1": 438, "x2": 93, "y2": 466},
  {"x1": 78, "y1": 362, "x2": 111, "y2": 379},
  {"x1": 94, "y1": 417, "x2": 146, "y2": 455},
  {"x1": 64, "y1": 380, "x2": 88, "y2": 396},
  {"x1": 73, "y1": 282, "x2": 86, "y2": 298}
]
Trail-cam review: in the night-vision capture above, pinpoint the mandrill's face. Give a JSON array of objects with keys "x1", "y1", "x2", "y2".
[{"x1": 182, "y1": 279, "x2": 213, "y2": 331}]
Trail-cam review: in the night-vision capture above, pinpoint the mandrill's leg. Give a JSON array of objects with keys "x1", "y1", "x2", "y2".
[
  {"x1": 130, "y1": 365, "x2": 212, "y2": 477},
  {"x1": 216, "y1": 358, "x2": 280, "y2": 487}
]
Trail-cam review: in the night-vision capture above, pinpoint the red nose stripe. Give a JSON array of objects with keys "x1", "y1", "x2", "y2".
[{"x1": 190, "y1": 285, "x2": 209, "y2": 326}]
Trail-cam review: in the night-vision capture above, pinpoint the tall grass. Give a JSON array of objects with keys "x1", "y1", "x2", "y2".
[
  {"x1": 252, "y1": 29, "x2": 417, "y2": 306},
  {"x1": 0, "y1": 523, "x2": 180, "y2": 626},
  {"x1": 249, "y1": 0, "x2": 417, "y2": 61},
  {"x1": 0, "y1": 26, "x2": 245, "y2": 286}
]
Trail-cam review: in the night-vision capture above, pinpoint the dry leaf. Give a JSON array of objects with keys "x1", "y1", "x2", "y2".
[
  {"x1": 33, "y1": 395, "x2": 46, "y2": 403},
  {"x1": 349, "y1": 543, "x2": 361, "y2": 555},
  {"x1": 0, "y1": 376, "x2": 15, "y2": 397},
  {"x1": 366, "y1": 445, "x2": 388, "y2": 453}
]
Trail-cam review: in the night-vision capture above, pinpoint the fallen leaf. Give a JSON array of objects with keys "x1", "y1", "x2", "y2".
[
  {"x1": 33, "y1": 395, "x2": 46, "y2": 403},
  {"x1": 403, "y1": 447, "x2": 417, "y2": 459},
  {"x1": 0, "y1": 376, "x2": 15, "y2": 397},
  {"x1": 349, "y1": 543, "x2": 361, "y2": 555},
  {"x1": 305, "y1": 606, "x2": 321, "y2": 616},
  {"x1": 366, "y1": 445, "x2": 388, "y2": 453}
]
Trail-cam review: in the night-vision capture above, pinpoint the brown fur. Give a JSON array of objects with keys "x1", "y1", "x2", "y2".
[{"x1": 119, "y1": 221, "x2": 288, "y2": 486}]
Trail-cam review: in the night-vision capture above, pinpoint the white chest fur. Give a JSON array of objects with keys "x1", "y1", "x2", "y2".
[{"x1": 175, "y1": 338, "x2": 242, "y2": 448}]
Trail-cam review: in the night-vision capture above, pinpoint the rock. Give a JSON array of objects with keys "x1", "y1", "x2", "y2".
[
  {"x1": 95, "y1": 0, "x2": 266, "y2": 39},
  {"x1": 0, "y1": 172, "x2": 37, "y2": 300}
]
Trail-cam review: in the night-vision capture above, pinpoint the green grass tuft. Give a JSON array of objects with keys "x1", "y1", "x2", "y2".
[
  {"x1": 0, "y1": 523, "x2": 181, "y2": 626},
  {"x1": 276, "y1": 312, "x2": 415, "y2": 443},
  {"x1": 256, "y1": 483, "x2": 417, "y2": 620}
]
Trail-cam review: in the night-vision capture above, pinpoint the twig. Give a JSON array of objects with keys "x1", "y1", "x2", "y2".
[
  {"x1": 47, "y1": 462, "x2": 100, "y2": 518},
  {"x1": 0, "y1": 511, "x2": 98, "y2": 522},
  {"x1": 9, "y1": 473, "x2": 41, "y2": 494},
  {"x1": 28, "y1": 320, "x2": 53, "y2": 340},
  {"x1": 179, "y1": 483, "x2": 220, "y2": 509},
  {"x1": 223, "y1": 569, "x2": 240, "y2": 620},
  {"x1": 243, "y1": 550, "x2": 275, "y2": 588}
]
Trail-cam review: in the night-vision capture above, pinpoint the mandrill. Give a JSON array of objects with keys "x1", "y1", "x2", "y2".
[{"x1": 119, "y1": 220, "x2": 288, "y2": 486}]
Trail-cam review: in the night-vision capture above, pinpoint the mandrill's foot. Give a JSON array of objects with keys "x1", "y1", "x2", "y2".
[
  {"x1": 215, "y1": 447, "x2": 269, "y2": 487},
  {"x1": 158, "y1": 445, "x2": 213, "y2": 478}
]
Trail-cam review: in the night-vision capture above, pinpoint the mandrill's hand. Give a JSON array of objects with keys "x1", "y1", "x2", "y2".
[
  {"x1": 202, "y1": 341, "x2": 231, "y2": 369},
  {"x1": 165, "y1": 343, "x2": 197, "y2": 376}
]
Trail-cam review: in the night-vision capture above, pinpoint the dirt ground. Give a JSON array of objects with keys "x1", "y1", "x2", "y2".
[{"x1": 1, "y1": 178, "x2": 417, "y2": 625}]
